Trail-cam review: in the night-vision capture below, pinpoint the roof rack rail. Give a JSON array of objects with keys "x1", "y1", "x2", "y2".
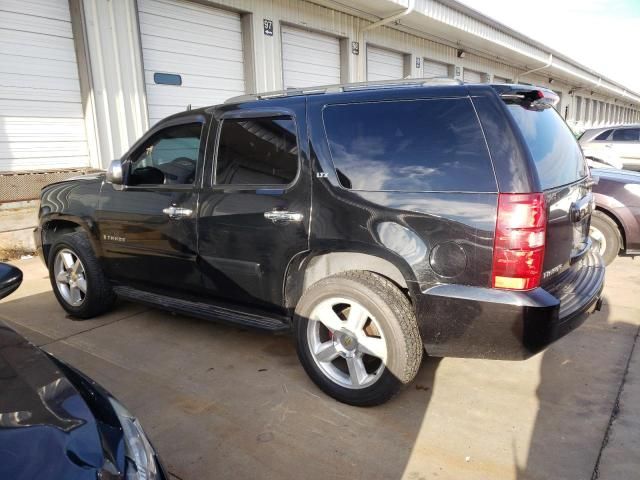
[{"x1": 224, "y1": 77, "x2": 463, "y2": 104}]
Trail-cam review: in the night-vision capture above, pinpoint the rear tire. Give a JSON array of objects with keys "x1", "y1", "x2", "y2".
[
  {"x1": 294, "y1": 271, "x2": 422, "y2": 406},
  {"x1": 590, "y1": 211, "x2": 621, "y2": 266},
  {"x1": 48, "y1": 232, "x2": 116, "y2": 319}
]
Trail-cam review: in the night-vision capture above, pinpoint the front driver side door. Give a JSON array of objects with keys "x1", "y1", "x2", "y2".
[{"x1": 96, "y1": 116, "x2": 207, "y2": 294}]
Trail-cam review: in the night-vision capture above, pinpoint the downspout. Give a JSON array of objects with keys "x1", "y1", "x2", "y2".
[
  {"x1": 515, "y1": 53, "x2": 553, "y2": 83},
  {"x1": 357, "y1": 0, "x2": 415, "y2": 81}
]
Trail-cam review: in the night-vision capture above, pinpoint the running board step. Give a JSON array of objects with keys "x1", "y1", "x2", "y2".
[{"x1": 113, "y1": 286, "x2": 291, "y2": 332}]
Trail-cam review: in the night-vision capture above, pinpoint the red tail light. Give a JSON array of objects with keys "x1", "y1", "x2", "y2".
[{"x1": 492, "y1": 193, "x2": 546, "y2": 290}]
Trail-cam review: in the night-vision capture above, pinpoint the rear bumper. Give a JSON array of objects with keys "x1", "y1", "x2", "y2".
[{"x1": 416, "y1": 250, "x2": 605, "y2": 360}]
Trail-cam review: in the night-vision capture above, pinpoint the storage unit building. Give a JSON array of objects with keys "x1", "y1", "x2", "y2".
[{"x1": 2, "y1": 0, "x2": 639, "y2": 189}]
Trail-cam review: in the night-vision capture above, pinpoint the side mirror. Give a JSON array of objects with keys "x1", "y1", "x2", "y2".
[
  {"x1": 106, "y1": 159, "x2": 124, "y2": 185},
  {"x1": 0, "y1": 263, "x2": 22, "y2": 301}
]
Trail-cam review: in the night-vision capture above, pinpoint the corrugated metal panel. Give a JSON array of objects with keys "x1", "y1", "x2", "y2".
[
  {"x1": 281, "y1": 25, "x2": 341, "y2": 88},
  {"x1": 138, "y1": 0, "x2": 246, "y2": 125},
  {"x1": 364, "y1": 22, "x2": 461, "y2": 77},
  {"x1": 419, "y1": 0, "x2": 547, "y2": 61},
  {"x1": 463, "y1": 68, "x2": 483, "y2": 83},
  {"x1": 367, "y1": 45, "x2": 404, "y2": 81},
  {"x1": 0, "y1": 0, "x2": 89, "y2": 172},
  {"x1": 493, "y1": 75, "x2": 509, "y2": 84},
  {"x1": 81, "y1": 0, "x2": 148, "y2": 166},
  {"x1": 422, "y1": 58, "x2": 449, "y2": 78},
  {"x1": 416, "y1": 0, "x2": 640, "y2": 103},
  {"x1": 575, "y1": 97, "x2": 582, "y2": 122},
  {"x1": 461, "y1": 52, "x2": 517, "y2": 84}
]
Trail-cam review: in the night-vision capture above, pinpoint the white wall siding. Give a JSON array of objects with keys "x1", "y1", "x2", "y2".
[
  {"x1": 412, "y1": 0, "x2": 640, "y2": 105},
  {"x1": 422, "y1": 59, "x2": 449, "y2": 78},
  {"x1": 207, "y1": 0, "x2": 363, "y2": 90},
  {"x1": 282, "y1": 26, "x2": 341, "y2": 88},
  {"x1": 80, "y1": 0, "x2": 148, "y2": 166},
  {"x1": 0, "y1": 0, "x2": 89, "y2": 172},
  {"x1": 367, "y1": 46, "x2": 405, "y2": 81},
  {"x1": 416, "y1": 0, "x2": 548, "y2": 62},
  {"x1": 138, "y1": 0, "x2": 246, "y2": 125},
  {"x1": 463, "y1": 68, "x2": 483, "y2": 83}
]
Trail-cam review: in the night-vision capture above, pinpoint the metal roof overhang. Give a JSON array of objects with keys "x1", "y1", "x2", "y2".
[{"x1": 314, "y1": 0, "x2": 640, "y2": 106}]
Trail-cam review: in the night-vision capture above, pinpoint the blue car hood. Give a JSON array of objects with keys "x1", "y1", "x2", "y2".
[{"x1": 0, "y1": 322, "x2": 109, "y2": 480}]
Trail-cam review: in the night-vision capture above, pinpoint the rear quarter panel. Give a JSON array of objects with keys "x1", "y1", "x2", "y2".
[{"x1": 307, "y1": 90, "x2": 498, "y2": 292}]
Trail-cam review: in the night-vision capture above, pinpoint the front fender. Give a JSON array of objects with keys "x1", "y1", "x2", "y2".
[{"x1": 38, "y1": 178, "x2": 104, "y2": 259}]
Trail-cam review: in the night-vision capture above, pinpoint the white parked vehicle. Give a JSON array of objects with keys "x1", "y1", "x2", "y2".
[{"x1": 579, "y1": 125, "x2": 640, "y2": 171}]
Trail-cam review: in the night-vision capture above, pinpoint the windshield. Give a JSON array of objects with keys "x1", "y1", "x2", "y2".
[{"x1": 507, "y1": 105, "x2": 588, "y2": 190}]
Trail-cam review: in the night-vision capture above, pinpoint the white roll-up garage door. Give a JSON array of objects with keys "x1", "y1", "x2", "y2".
[
  {"x1": 0, "y1": 0, "x2": 89, "y2": 172},
  {"x1": 463, "y1": 69, "x2": 483, "y2": 83},
  {"x1": 281, "y1": 26, "x2": 341, "y2": 89},
  {"x1": 422, "y1": 59, "x2": 449, "y2": 79},
  {"x1": 138, "y1": 0, "x2": 246, "y2": 126},
  {"x1": 493, "y1": 76, "x2": 509, "y2": 84},
  {"x1": 367, "y1": 46, "x2": 404, "y2": 81}
]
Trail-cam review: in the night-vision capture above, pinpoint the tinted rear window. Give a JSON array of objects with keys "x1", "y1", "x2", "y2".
[
  {"x1": 506, "y1": 105, "x2": 587, "y2": 190},
  {"x1": 322, "y1": 98, "x2": 496, "y2": 192}
]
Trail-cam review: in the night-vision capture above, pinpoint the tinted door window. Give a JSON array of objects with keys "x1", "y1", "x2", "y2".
[
  {"x1": 612, "y1": 128, "x2": 640, "y2": 142},
  {"x1": 129, "y1": 123, "x2": 202, "y2": 186},
  {"x1": 322, "y1": 98, "x2": 496, "y2": 192},
  {"x1": 506, "y1": 105, "x2": 587, "y2": 190},
  {"x1": 216, "y1": 117, "x2": 298, "y2": 185}
]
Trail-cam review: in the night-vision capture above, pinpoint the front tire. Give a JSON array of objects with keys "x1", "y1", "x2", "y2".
[
  {"x1": 590, "y1": 211, "x2": 621, "y2": 266},
  {"x1": 48, "y1": 232, "x2": 116, "y2": 319},
  {"x1": 294, "y1": 271, "x2": 422, "y2": 406}
]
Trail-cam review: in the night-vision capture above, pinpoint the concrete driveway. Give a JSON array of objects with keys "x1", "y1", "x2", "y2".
[{"x1": 1, "y1": 256, "x2": 638, "y2": 480}]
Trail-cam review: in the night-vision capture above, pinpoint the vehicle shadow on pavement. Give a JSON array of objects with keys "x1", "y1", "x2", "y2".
[
  {"x1": 3, "y1": 278, "x2": 638, "y2": 480},
  {"x1": 0, "y1": 287, "x2": 443, "y2": 480},
  {"x1": 517, "y1": 301, "x2": 638, "y2": 480}
]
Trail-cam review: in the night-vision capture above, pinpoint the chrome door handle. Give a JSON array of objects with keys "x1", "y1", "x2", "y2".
[
  {"x1": 162, "y1": 206, "x2": 193, "y2": 219},
  {"x1": 264, "y1": 210, "x2": 303, "y2": 224}
]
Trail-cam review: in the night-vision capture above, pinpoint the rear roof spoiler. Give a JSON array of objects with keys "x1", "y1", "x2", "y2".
[{"x1": 493, "y1": 84, "x2": 560, "y2": 109}]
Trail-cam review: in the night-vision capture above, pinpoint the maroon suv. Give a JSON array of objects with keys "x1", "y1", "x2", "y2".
[{"x1": 590, "y1": 167, "x2": 640, "y2": 264}]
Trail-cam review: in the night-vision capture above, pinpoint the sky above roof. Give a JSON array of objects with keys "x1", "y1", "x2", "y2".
[{"x1": 457, "y1": 0, "x2": 640, "y2": 94}]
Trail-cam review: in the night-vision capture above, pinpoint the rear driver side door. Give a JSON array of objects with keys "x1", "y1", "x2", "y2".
[{"x1": 197, "y1": 103, "x2": 310, "y2": 312}]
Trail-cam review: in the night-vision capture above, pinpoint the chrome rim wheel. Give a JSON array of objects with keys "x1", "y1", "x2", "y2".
[
  {"x1": 54, "y1": 249, "x2": 87, "y2": 307},
  {"x1": 590, "y1": 225, "x2": 607, "y2": 256},
  {"x1": 307, "y1": 297, "x2": 388, "y2": 389}
]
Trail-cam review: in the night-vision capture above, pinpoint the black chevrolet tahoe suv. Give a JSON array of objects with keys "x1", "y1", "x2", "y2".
[{"x1": 35, "y1": 81, "x2": 605, "y2": 406}]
